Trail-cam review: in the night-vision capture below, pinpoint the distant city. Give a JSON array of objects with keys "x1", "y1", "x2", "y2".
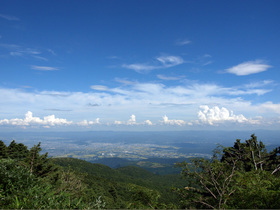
[{"x1": 1, "y1": 130, "x2": 279, "y2": 163}]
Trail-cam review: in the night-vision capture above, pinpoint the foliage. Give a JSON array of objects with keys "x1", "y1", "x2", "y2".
[
  {"x1": 1, "y1": 134, "x2": 278, "y2": 209},
  {"x1": 1, "y1": 140, "x2": 184, "y2": 209},
  {"x1": 53, "y1": 157, "x2": 184, "y2": 208},
  {"x1": 0, "y1": 141, "x2": 104, "y2": 209},
  {"x1": 177, "y1": 134, "x2": 280, "y2": 209}
]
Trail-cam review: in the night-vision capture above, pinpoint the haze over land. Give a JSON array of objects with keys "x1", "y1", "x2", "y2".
[
  {"x1": 0, "y1": 0, "x2": 280, "y2": 132},
  {"x1": 1, "y1": 130, "x2": 279, "y2": 166}
]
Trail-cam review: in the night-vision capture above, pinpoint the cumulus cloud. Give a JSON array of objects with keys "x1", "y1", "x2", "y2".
[
  {"x1": 225, "y1": 60, "x2": 271, "y2": 76},
  {"x1": 122, "y1": 55, "x2": 184, "y2": 73},
  {"x1": 144, "y1": 120, "x2": 153, "y2": 125},
  {"x1": 113, "y1": 115, "x2": 153, "y2": 126},
  {"x1": 114, "y1": 120, "x2": 123, "y2": 125},
  {"x1": 77, "y1": 118, "x2": 100, "y2": 126},
  {"x1": 127, "y1": 114, "x2": 136, "y2": 125},
  {"x1": 0, "y1": 111, "x2": 103, "y2": 128},
  {"x1": 161, "y1": 115, "x2": 186, "y2": 126},
  {"x1": 31, "y1": 65, "x2": 59, "y2": 71},
  {"x1": 0, "y1": 77, "x2": 277, "y2": 129},
  {"x1": 114, "y1": 115, "x2": 137, "y2": 125},
  {"x1": 197, "y1": 105, "x2": 248, "y2": 125},
  {"x1": 0, "y1": 111, "x2": 72, "y2": 127}
]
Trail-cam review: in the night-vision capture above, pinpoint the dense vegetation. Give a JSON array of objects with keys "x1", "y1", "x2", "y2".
[
  {"x1": 176, "y1": 134, "x2": 280, "y2": 209},
  {"x1": 0, "y1": 134, "x2": 279, "y2": 209}
]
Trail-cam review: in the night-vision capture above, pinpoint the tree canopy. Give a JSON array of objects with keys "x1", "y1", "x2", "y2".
[
  {"x1": 0, "y1": 134, "x2": 279, "y2": 209},
  {"x1": 176, "y1": 134, "x2": 280, "y2": 209}
]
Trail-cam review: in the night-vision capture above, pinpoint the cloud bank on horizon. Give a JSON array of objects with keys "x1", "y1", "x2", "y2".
[
  {"x1": 0, "y1": 105, "x2": 264, "y2": 129},
  {"x1": 0, "y1": 1, "x2": 280, "y2": 130}
]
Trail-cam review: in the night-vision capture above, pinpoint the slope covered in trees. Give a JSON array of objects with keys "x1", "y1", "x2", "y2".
[
  {"x1": 176, "y1": 134, "x2": 280, "y2": 209},
  {"x1": 0, "y1": 134, "x2": 279, "y2": 209},
  {"x1": 0, "y1": 140, "x2": 184, "y2": 208}
]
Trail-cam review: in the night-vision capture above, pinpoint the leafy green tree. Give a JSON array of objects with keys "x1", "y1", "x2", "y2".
[
  {"x1": 23, "y1": 143, "x2": 59, "y2": 182},
  {"x1": 221, "y1": 134, "x2": 268, "y2": 171},
  {"x1": 177, "y1": 134, "x2": 280, "y2": 209},
  {"x1": 7, "y1": 140, "x2": 29, "y2": 159},
  {"x1": 0, "y1": 144, "x2": 100, "y2": 209},
  {"x1": 177, "y1": 156, "x2": 238, "y2": 209},
  {"x1": 221, "y1": 134, "x2": 280, "y2": 175},
  {"x1": 0, "y1": 140, "x2": 8, "y2": 158},
  {"x1": 228, "y1": 170, "x2": 280, "y2": 208},
  {"x1": 126, "y1": 183, "x2": 161, "y2": 209}
]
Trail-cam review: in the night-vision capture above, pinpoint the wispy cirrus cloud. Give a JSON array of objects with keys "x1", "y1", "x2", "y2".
[
  {"x1": 115, "y1": 78, "x2": 138, "y2": 85},
  {"x1": 175, "y1": 39, "x2": 192, "y2": 46},
  {"x1": 157, "y1": 74, "x2": 183, "y2": 81},
  {"x1": 0, "y1": 44, "x2": 43, "y2": 59},
  {"x1": 0, "y1": 14, "x2": 20, "y2": 21},
  {"x1": 122, "y1": 63, "x2": 156, "y2": 72},
  {"x1": 47, "y1": 49, "x2": 56, "y2": 56},
  {"x1": 31, "y1": 65, "x2": 59, "y2": 71},
  {"x1": 90, "y1": 85, "x2": 109, "y2": 91},
  {"x1": 260, "y1": 102, "x2": 280, "y2": 114},
  {"x1": 225, "y1": 60, "x2": 272, "y2": 76},
  {"x1": 122, "y1": 55, "x2": 184, "y2": 73}
]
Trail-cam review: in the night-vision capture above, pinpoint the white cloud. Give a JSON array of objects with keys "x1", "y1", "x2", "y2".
[
  {"x1": 260, "y1": 102, "x2": 280, "y2": 114},
  {"x1": 115, "y1": 78, "x2": 137, "y2": 85},
  {"x1": 48, "y1": 49, "x2": 56, "y2": 56},
  {"x1": 31, "y1": 65, "x2": 59, "y2": 71},
  {"x1": 225, "y1": 60, "x2": 271, "y2": 76},
  {"x1": 144, "y1": 120, "x2": 153, "y2": 125},
  {"x1": 122, "y1": 63, "x2": 157, "y2": 72},
  {"x1": 161, "y1": 115, "x2": 186, "y2": 126},
  {"x1": 0, "y1": 44, "x2": 41, "y2": 58},
  {"x1": 114, "y1": 120, "x2": 123, "y2": 125},
  {"x1": 157, "y1": 74, "x2": 183, "y2": 81},
  {"x1": 10, "y1": 52, "x2": 22, "y2": 56},
  {"x1": 90, "y1": 85, "x2": 109, "y2": 91},
  {"x1": 32, "y1": 55, "x2": 48, "y2": 61},
  {"x1": 113, "y1": 115, "x2": 153, "y2": 126},
  {"x1": 198, "y1": 105, "x2": 249, "y2": 125},
  {"x1": 77, "y1": 118, "x2": 100, "y2": 126},
  {"x1": 0, "y1": 111, "x2": 72, "y2": 127},
  {"x1": 122, "y1": 55, "x2": 184, "y2": 73},
  {"x1": 0, "y1": 77, "x2": 278, "y2": 129},
  {"x1": 156, "y1": 56, "x2": 184, "y2": 67},
  {"x1": 176, "y1": 39, "x2": 192, "y2": 46},
  {"x1": 0, "y1": 111, "x2": 103, "y2": 128},
  {"x1": 127, "y1": 114, "x2": 136, "y2": 125},
  {"x1": 11, "y1": 49, "x2": 40, "y2": 56},
  {"x1": 0, "y1": 14, "x2": 19, "y2": 21}
]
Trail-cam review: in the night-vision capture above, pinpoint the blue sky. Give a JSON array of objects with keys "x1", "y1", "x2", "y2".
[{"x1": 0, "y1": 0, "x2": 280, "y2": 131}]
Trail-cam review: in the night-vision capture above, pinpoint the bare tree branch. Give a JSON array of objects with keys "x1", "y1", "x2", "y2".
[{"x1": 271, "y1": 164, "x2": 280, "y2": 175}]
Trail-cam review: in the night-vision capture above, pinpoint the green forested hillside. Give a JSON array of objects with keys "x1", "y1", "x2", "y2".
[
  {"x1": 91, "y1": 157, "x2": 184, "y2": 175},
  {"x1": 1, "y1": 134, "x2": 280, "y2": 209},
  {"x1": 53, "y1": 157, "x2": 185, "y2": 206}
]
